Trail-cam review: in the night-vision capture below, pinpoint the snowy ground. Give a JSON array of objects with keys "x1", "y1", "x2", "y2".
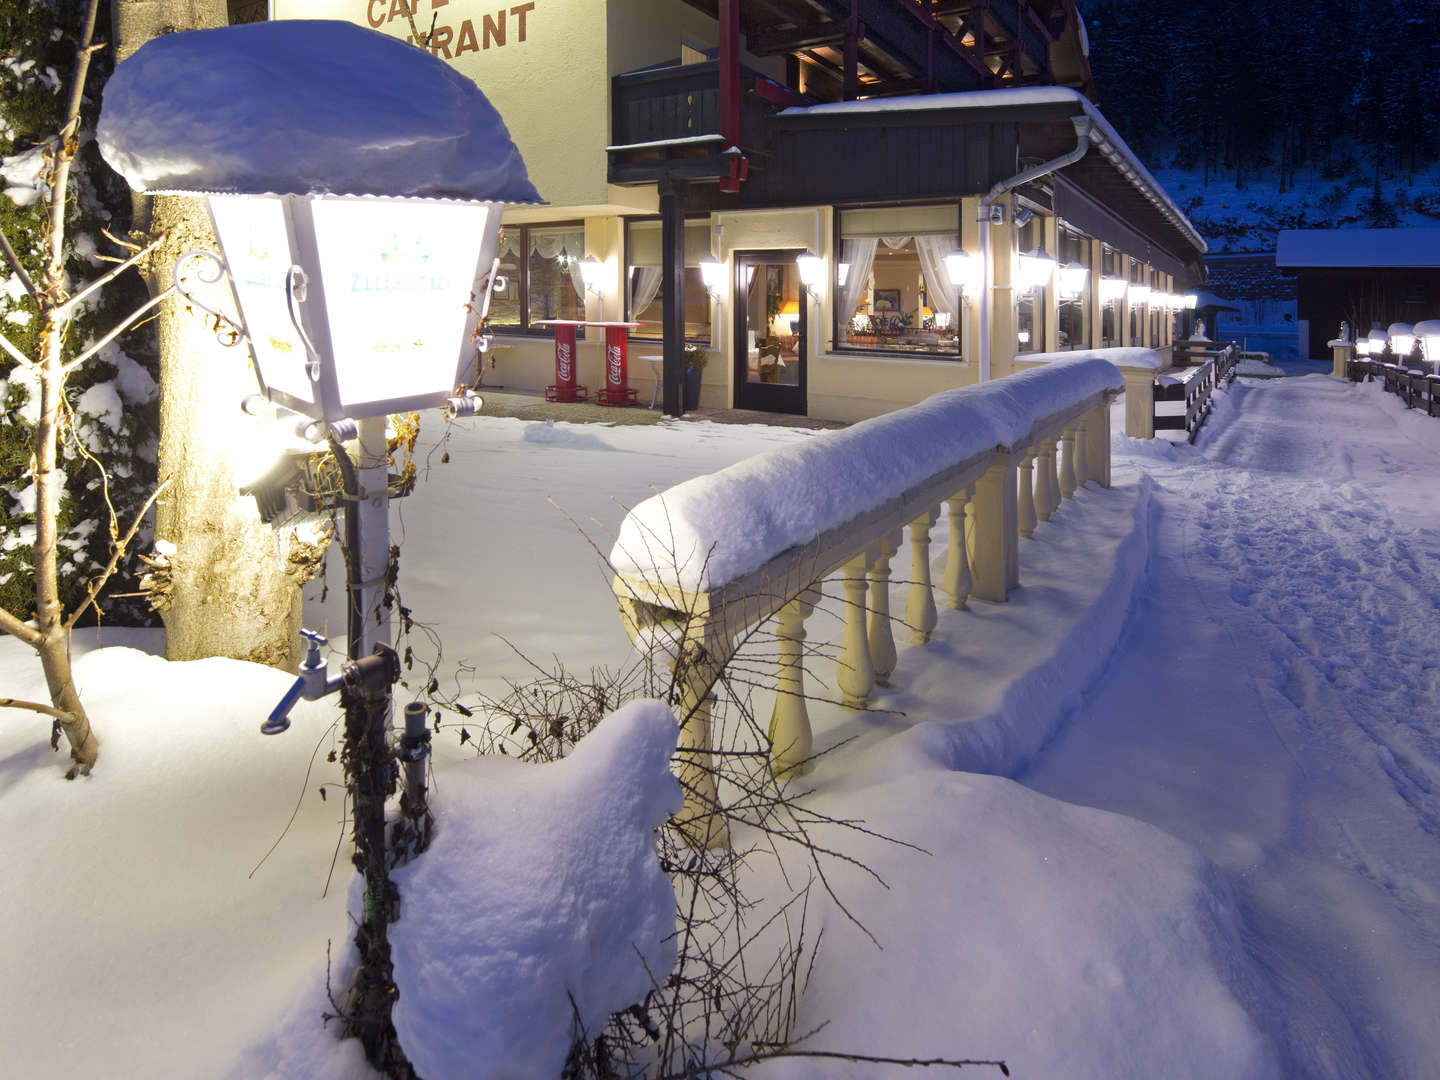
[{"x1": 3, "y1": 375, "x2": 1439, "y2": 1078}]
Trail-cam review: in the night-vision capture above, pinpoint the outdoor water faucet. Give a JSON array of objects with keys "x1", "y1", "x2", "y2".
[{"x1": 262, "y1": 628, "x2": 344, "y2": 734}]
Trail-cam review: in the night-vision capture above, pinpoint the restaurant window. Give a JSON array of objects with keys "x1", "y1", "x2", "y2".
[
  {"x1": 624, "y1": 218, "x2": 713, "y2": 343},
  {"x1": 833, "y1": 204, "x2": 963, "y2": 358},
  {"x1": 1056, "y1": 225, "x2": 1090, "y2": 350},
  {"x1": 1129, "y1": 258, "x2": 1147, "y2": 345},
  {"x1": 1015, "y1": 213, "x2": 1048, "y2": 354},
  {"x1": 1100, "y1": 245, "x2": 1120, "y2": 347},
  {"x1": 490, "y1": 222, "x2": 586, "y2": 334},
  {"x1": 1150, "y1": 268, "x2": 1163, "y2": 344}
]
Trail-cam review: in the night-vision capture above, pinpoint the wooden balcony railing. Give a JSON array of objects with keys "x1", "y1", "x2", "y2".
[{"x1": 608, "y1": 357, "x2": 1122, "y2": 846}]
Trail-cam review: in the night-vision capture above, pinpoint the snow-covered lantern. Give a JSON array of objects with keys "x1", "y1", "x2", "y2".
[
  {"x1": 1368, "y1": 328, "x2": 1390, "y2": 356},
  {"x1": 97, "y1": 20, "x2": 540, "y2": 425},
  {"x1": 944, "y1": 250, "x2": 983, "y2": 300},
  {"x1": 1057, "y1": 262, "x2": 1088, "y2": 301},
  {"x1": 1414, "y1": 319, "x2": 1440, "y2": 364},
  {"x1": 1354, "y1": 336, "x2": 1372, "y2": 357},
  {"x1": 1387, "y1": 322, "x2": 1415, "y2": 358}
]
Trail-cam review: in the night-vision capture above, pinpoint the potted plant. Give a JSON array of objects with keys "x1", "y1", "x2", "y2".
[{"x1": 683, "y1": 344, "x2": 706, "y2": 411}]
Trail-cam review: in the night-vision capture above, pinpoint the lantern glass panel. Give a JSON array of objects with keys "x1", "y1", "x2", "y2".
[
  {"x1": 311, "y1": 197, "x2": 490, "y2": 412},
  {"x1": 210, "y1": 195, "x2": 315, "y2": 406}
]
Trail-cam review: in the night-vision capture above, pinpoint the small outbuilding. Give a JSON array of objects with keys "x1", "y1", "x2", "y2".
[{"x1": 1276, "y1": 228, "x2": 1440, "y2": 360}]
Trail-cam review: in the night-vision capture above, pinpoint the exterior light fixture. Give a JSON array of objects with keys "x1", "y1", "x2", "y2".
[
  {"x1": 1057, "y1": 262, "x2": 1088, "y2": 300},
  {"x1": 1368, "y1": 328, "x2": 1390, "y2": 355},
  {"x1": 1387, "y1": 321, "x2": 1415, "y2": 357},
  {"x1": 580, "y1": 255, "x2": 606, "y2": 299},
  {"x1": 796, "y1": 252, "x2": 826, "y2": 299},
  {"x1": 1128, "y1": 283, "x2": 1152, "y2": 306},
  {"x1": 698, "y1": 256, "x2": 725, "y2": 299},
  {"x1": 198, "y1": 194, "x2": 504, "y2": 423},
  {"x1": 944, "y1": 250, "x2": 983, "y2": 301},
  {"x1": 1355, "y1": 337, "x2": 1372, "y2": 357},
  {"x1": 1017, "y1": 250, "x2": 1056, "y2": 294},
  {"x1": 1414, "y1": 319, "x2": 1440, "y2": 364},
  {"x1": 1100, "y1": 276, "x2": 1128, "y2": 303},
  {"x1": 1182, "y1": 293, "x2": 1198, "y2": 310}
]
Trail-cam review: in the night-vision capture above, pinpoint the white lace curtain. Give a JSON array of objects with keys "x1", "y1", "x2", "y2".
[
  {"x1": 499, "y1": 229, "x2": 586, "y2": 300},
  {"x1": 838, "y1": 235, "x2": 959, "y2": 323},
  {"x1": 914, "y1": 235, "x2": 961, "y2": 320},
  {"x1": 837, "y1": 238, "x2": 877, "y2": 325},
  {"x1": 628, "y1": 267, "x2": 663, "y2": 317}
]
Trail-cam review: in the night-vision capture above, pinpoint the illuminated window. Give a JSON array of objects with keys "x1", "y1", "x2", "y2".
[
  {"x1": 489, "y1": 221, "x2": 585, "y2": 334},
  {"x1": 833, "y1": 204, "x2": 963, "y2": 358},
  {"x1": 624, "y1": 218, "x2": 713, "y2": 344},
  {"x1": 1057, "y1": 225, "x2": 1091, "y2": 350}
]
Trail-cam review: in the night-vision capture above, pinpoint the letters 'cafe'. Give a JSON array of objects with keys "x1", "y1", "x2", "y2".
[{"x1": 275, "y1": 0, "x2": 1207, "y2": 421}]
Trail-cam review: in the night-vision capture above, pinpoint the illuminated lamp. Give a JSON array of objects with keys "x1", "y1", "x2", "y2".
[
  {"x1": 1017, "y1": 250, "x2": 1056, "y2": 294},
  {"x1": 796, "y1": 252, "x2": 826, "y2": 299},
  {"x1": 1413, "y1": 319, "x2": 1440, "y2": 364},
  {"x1": 1387, "y1": 321, "x2": 1415, "y2": 357},
  {"x1": 698, "y1": 257, "x2": 725, "y2": 299},
  {"x1": 1182, "y1": 293, "x2": 1198, "y2": 309},
  {"x1": 943, "y1": 250, "x2": 983, "y2": 300},
  {"x1": 579, "y1": 254, "x2": 606, "y2": 299},
  {"x1": 1100, "y1": 276, "x2": 1128, "y2": 303},
  {"x1": 1057, "y1": 262, "x2": 1088, "y2": 300},
  {"x1": 1128, "y1": 284, "x2": 1152, "y2": 306}
]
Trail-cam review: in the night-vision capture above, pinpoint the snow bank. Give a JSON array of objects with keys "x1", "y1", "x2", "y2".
[
  {"x1": 388, "y1": 701, "x2": 681, "y2": 1080},
  {"x1": 610, "y1": 357, "x2": 1123, "y2": 591},
  {"x1": 98, "y1": 21, "x2": 540, "y2": 203}
]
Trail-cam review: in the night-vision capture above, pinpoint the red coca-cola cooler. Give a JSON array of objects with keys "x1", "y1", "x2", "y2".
[
  {"x1": 596, "y1": 323, "x2": 640, "y2": 407},
  {"x1": 539, "y1": 321, "x2": 588, "y2": 402}
]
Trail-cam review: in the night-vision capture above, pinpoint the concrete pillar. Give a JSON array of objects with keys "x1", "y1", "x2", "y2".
[
  {"x1": 971, "y1": 454, "x2": 1017, "y2": 602},
  {"x1": 906, "y1": 509, "x2": 940, "y2": 644},
  {"x1": 941, "y1": 489, "x2": 972, "y2": 609},
  {"x1": 768, "y1": 588, "x2": 818, "y2": 779},
  {"x1": 867, "y1": 534, "x2": 900, "y2": 686},
  {"x1": 1119, "y1": 367, "x2": 1156, "y2": 438},
  {"x1": 989, "y1": 195, "x2": 1017, "y2": 380},
  {"x1": 1087, "y1": 403, "x2": 1112, "y2": 487},
  {"x1": 1018, "y1": 453, "x2": 1038, "y2": 538},
  {"x1": 837, "y1": 552, "x2": 875, "y2": 709},
  {"x1": 1332, "y1": 341, "x2": 1353, "y2": 379},
  {"x1": 1074, "y1": 416, "x2": 1090, "y2": 487},
  {"x1": 1043, "y1": 213, "x2": 1060, "y2": 353}
]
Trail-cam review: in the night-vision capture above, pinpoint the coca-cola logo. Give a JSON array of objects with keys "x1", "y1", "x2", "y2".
[
  {"x1": 607, "y1": 344, "x2": 623, "y2": 385},
  {"x1": 557, "y1": 342, "x2": 573, "y2": 382}
]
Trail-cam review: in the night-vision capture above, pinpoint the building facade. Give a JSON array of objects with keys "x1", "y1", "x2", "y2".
[{"x1": 271, "y1": 0, "x2": 1206, "y2": 422}]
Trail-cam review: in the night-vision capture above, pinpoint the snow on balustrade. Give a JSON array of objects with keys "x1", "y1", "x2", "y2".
[
  {"x1": 610, "y1": 357, "x2": 1123, "y2": 850},
  {"x1": 610, "y1": 355, "x2": 1123, "y2": 593}
]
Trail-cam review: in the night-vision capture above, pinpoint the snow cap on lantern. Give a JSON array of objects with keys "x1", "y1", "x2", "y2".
[{"x1": 97, "y1": 20, "x2": 540, "y2": 423}]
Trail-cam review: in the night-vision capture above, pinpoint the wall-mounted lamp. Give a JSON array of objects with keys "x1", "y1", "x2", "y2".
[
  {"x1": 1057, "y1": 262, "x2": 1088, "y2": 301},
  {"x1": 1017, "y1": 250, "x2": 1056, "y2": 294},
  {"x1": 796, "y1": 252, "x2": 826, "y2": 300},
  {"x1": 579, "y1": 255, "x2": 606, "y2": 299},
  {"x1": 1100, "y1": 276, "x2": 1128, "y2": 304},
  {"x1": 944, "y1": 250, "x2": 982, "y2": 304},
  {"x1": 1182, "y1": 293, "x2": 1198, "y2": 310},
  {"x1": 1128, "y1": 283, "x2": 1152, "y2": 307},
  {"x1": 699, "y1": 256, "x2": 725, "y2": 300}
]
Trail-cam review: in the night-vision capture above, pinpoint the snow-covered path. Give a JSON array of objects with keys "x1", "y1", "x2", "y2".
[{"x1": 1022, "y1": 378, "x2": 1440, "y2": 1076}]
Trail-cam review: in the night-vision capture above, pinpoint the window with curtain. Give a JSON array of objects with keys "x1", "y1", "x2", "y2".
[
  {"x1": 1057, "y1": 224, "x2": 1090, "y2": 350},
  {"x1": 834, "y1": 204, "x2": 962, "y2": 358},
  {"x1": 1129, "y1": 257, "x2": 1146, "y2": 344},
  {"x1": 1150, "y1": 268, "x2": 1163, "y2": 344},
  {"x1": 1015, "y1": 214, "x2": 1046, "y2": 354},
  {"x1": 489, "y1": 221, "x2": 586, "y2": 334},
  {"x1": 624, "y1": 218, "x2": 713, "y2": 343},
  {"x1": 1100, "y1": 245, "x2": 1119, "y2": 346}
]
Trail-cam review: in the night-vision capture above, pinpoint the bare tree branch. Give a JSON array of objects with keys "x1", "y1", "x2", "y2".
[
  {"x1": 0, "y1": 327, "x2": 34, "y2": 368},
  {"x1": 66, "y1": 476, "x2": 172, "y2": 629},
  {"x1": 52, "y1": 232, "x2": 166, "y2": 323},
  {"x1": 62, "y1": 284, "x2": 175, "y2": 372},
  {"x1": 0, "y1": 697, "x2": 78, "y2": 725},
  {"x1": 0, "y1": 609, "x2": 43, "y2": 648},
  {"x1": 0, "y1": 227, "x2": 42, "y2": 305}
]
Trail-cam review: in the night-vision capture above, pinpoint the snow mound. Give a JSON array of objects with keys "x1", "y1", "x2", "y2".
[
  {"x1": 389, "y1": 700, "x2": 682, "y2": 1079},
  {"x1": 98, "y1": 20, "x2": 540, "y2": 203},
  {"x1": 611, "y1": 357, "x2": 1123, "y2": 591}
]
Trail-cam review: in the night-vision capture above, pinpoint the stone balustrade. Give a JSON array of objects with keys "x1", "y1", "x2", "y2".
[{"x1": 608, "y1": 358, "x2": 1124, "y2": 847}]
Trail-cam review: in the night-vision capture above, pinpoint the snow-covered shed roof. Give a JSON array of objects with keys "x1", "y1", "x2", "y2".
[
  {"x1": 98, "y1": 20, "x2": 540, "y2": 203},
  {"x1": 1275, "y1": 228, "x2": 1440, "y2": 269},
  {"x1": 780, "y1": 87, "x2": 1205, "y2": 256}
]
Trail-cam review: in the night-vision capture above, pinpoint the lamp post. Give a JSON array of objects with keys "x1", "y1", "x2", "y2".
[{"x1": 98, "y1": 20, "x2": 538, "y2": 1068}]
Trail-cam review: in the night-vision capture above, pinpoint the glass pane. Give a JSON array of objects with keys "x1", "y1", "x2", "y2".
[
  {"x1": 744, "y1": 262, "x2": 801, "y2": 387},
  {"x1": 489, "y1": 228, "x2": 521, "y2": 328},
  {"x1": 625, "y1": 220, "x2": 713, "y2": 342},
  {"x1": 1057, "y1": 226, "x2": 1089, "y2": 350},
  {"x1": 1016, "y1": 217, "x2": 1044, "y2": 354},
  {"x1": 528, "y1": 226, "x2": 584, "y2": 324},
  {"x1": 834, "y1": 232, "x2": 960, "y2": 357}
]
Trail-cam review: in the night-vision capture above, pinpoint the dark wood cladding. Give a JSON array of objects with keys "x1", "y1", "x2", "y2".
[
  {"x1": 612, "y1": 62, "x2": 723, "y2": 146},
  {"x1": 736, "y1": 116, "x2": 1014, "y2": 206}
]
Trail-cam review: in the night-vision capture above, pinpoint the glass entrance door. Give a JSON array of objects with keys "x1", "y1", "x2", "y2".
[{"x1": 734, "y1": 251, "x2": 806, "y2": 414}]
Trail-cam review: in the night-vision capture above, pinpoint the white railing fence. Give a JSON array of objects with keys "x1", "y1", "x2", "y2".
[{"x1": 609, "y1": 357, "x2": 1124, "y2": 847}]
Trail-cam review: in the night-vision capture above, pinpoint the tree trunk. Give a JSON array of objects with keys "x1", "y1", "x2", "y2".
[{"x1": 114, "y1": 0, "x2": 302, "y2": 671}]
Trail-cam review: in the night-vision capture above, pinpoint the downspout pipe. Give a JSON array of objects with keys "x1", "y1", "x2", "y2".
[{"x1": 977, "y1": 113, "x2": 1093, "y2": 381}]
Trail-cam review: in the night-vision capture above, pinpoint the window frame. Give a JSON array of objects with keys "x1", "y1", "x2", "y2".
[
  {"x1": 489, "y1": 219, "x2": 587, "y2": 337},
  {"x1": 622, "y1": 215, "x2": 715, "y2": 346},
  {"x1": 830, "y1": 201, "x2": 966, "y2": 362}
]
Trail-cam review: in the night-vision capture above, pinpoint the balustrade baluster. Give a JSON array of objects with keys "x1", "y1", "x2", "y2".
[
  {"x1": 1018, "y1": 452, "x2": 1038, "y2": 538},
  {"x1": 941, "y1": 489, "x2": 972, "y2": 609},
  {"x1": 1047, "y1": 435, "x2": 1062, "y2": 515},
  {"x1": 1060, "y1": 424, "x2": 1078, "y2": 499},
  {"x1": 1036, "y1": 442, "x2": 1055, "y2": 522},
  {"x1": 768, "y1": 587, "x2": 818, "y2": 778},
  {"x1": 674, "y1": 625, "x2": 732, "y2": 850},
  {"x1": 906, "y1": 509, "x2": 939, "y2": 644},
  {"x1": 837, "y1": 551, "x2": 875, "y2": 709},
  {"x1": 868, "y1": 534, "x2": 900, "y2": 686},
  {"x1": 1074, "y1": 417, "x2": 1089, "y2": 488}
]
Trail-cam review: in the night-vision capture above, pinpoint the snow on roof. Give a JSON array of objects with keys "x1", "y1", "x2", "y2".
[
  {"x1": 779, "y1": 87, "x2": 1205, "y2": 255},
  {"x1": 1275, "y1": 228, "x2": 1440, "y2": 268},
  {"x1": 98, "y1": 20, "x2": 540, "y2": 203}
]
